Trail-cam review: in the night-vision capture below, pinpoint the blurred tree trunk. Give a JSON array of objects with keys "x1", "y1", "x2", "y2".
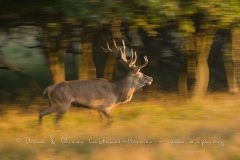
[
  {"x1": 78, "y1": 27, "x2": 95, "y2": 80},
  {"x1": 178, "y1": 37, "x2": 196, "y2": 101},
  {"x1": 103, "y1": 18, "x2": 121, "y2": 80},
  {"x1": 193, "y1": 30, "x2": 215, "y2": 99},
  {"x1": 230, "y1": 25, "x2": 240, "y2": 93},
  {"x1": 178, "y1": 56, "x2": 188, "y2": 101},
  {"x1": 46, "y1": 24, "x2": 67, "y2": 84},
  {"x1": 223, "y1": 30, "x2": 238, "y2": 94},
  {"x1": 48, "y1": 40, "x2": 66, "y2": 84}
]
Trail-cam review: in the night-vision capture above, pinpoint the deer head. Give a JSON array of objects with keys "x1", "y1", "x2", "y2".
[{"x1": 102, "y1": 39, "x2": 153, "y2": 90}]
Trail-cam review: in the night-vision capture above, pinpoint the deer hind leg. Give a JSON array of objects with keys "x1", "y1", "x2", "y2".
[
  {"x1": 55, "y1": 109, "x2": 68, "y2": 126},
  {"x1": 39, "y1": 107, "x2": 56, "y2": 126},
  {"x1": 54, "y1": 102, "x2": 72, "y2": 126}
]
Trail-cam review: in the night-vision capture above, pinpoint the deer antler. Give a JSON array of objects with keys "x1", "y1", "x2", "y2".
[{"x1": 102, "y1": 39, "x2": 148, "y2": 70}]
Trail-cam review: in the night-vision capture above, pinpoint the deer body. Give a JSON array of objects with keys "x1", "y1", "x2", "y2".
[{"x1": 39, "y1": 40, "x2": 153, "y2": 126}]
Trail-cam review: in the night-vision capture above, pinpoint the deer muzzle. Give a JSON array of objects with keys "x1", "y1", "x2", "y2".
[{"x1": 146, "y1": 77, "x2": 153, "y2": 85}]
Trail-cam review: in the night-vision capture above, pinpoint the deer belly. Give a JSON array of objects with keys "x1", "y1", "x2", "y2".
[{"x1": 72, "y1": 99, "x2": 111, "y2": 109}]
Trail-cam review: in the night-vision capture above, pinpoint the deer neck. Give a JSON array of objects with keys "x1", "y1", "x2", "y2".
[{"x1": 114, "y1": 75, "x2": 136, "y2": 104}]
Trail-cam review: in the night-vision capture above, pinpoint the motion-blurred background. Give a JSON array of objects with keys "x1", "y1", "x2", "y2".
[
  {"x1": 0, "y1": 1, "x2": 240, "y2": 159},
  {"x1": 1, "y1": 0, "x2": 240, "y2": 102}
]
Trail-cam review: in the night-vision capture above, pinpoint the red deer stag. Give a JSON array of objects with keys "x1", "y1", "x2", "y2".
[{"x1": 39, "y1": 39, "x2": 153, "y2": 126}]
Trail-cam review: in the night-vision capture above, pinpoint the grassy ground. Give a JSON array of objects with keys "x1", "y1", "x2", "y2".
[{"x1": 0, "y1": 92, "x2": 240, "y2": 160}]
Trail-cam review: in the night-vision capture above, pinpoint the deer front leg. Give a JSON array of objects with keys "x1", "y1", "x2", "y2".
[
  {"x1": 98, "y1": 111, "x2": 106, "y2": 123},
  {"x1": 99, "y1": 105, "x2": 115, "y2": 127},
  {"x1": 100, "y1": 109, "x2": 112, "y2": 118}
]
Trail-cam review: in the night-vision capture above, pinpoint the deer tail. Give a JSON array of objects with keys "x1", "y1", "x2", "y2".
[
  {"x1": 43, "y1": 85, "x2": 56, "y2": 97},
  {"x1": 43, "y1": 87, "x2": 49, "y2": 96}
]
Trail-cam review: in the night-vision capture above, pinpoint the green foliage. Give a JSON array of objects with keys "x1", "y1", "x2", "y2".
[
  {"x1": 2, "y1": 0, "x2": 240, "y2": 34},
  {"x1": 51, "y1": 0, "x2": 240, "y2": 35}
]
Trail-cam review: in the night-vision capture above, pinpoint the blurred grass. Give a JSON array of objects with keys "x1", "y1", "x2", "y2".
[{"x1": 0, "y1": 92, "x2": 240, "y2": 160}]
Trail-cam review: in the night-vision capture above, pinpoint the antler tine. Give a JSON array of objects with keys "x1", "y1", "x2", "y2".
[
  {"x1": 129, "y1": 49, "x2": 137, "y2": 68},
  {"x1": 101, "y1": 42, "x2": 114, "y2": 53},
  {"x1": 103, "y1": 39, "x2": 148, "y2": 70},
  {"x1": 119, "y1": 47, "x2": 128, "y2": 62},
  {"x1": 137, "y1": 55, "x2": 148, "y2": 70},
  {"x1": 133, "y1": 51, "x2": 137, "y2": 64},
  {"x1": 122, "y1": 40, "x2": 126, "y2": 54},
  {"x1": 120, "y1": 40, "x2": 128, "y2": 61},
  {"x1": 106, "y1": 42, "x2": 113, "y2": 52},
  {"x1": 113, "y1": 39, "x2": 118, "y2": 49},
  {"x1": 120, "y1": 40, "x2": 138, "y2": 68}
]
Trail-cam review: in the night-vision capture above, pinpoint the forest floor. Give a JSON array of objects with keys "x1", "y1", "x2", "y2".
[{"x1": 0, "y1": 91, "x2": 240, "y2": 160}]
